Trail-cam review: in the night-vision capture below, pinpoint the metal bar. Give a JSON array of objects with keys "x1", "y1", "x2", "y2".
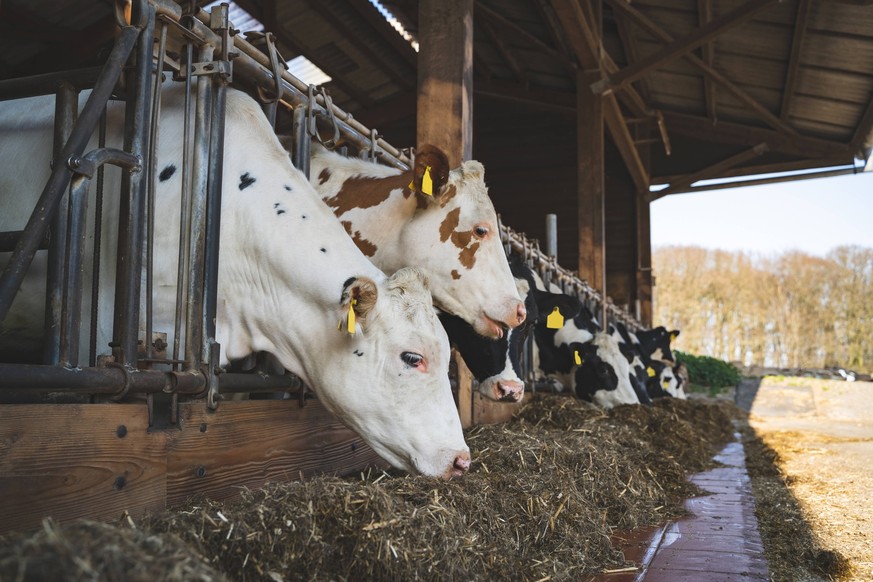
[
  {"x1": 62, "y1": 148, "x2": 142, "y2": 367},
  {"x1": 652, "y1": 143, "x2": 769, "y2": 200},
  {"x1": 659, "y1": 165, "x2": 862, "y2": 196},
  {"x1": 145, "y1": 21, "x2": 169, "y2": 363},
  {"x1": 0, "y1": 67, "x2": 102, "y2": 102},
  {"x1": 0, "y1": 25, "x2": 140, "y2": 324},
  {"x1": 292, "y1": 105, "x2": 310, "y2": 177},
  {"x1": 44, "y1": 82, "x2": 77, "y2": 365},
  {"x1": 203, "y1": 4, "x2": 231, "y2": 361},
  {"x1": 218, "y1": 372, "x2": 305, "y2": 394},
  {"x1": 184, "y1": 45, "x2": 215, "y2": 369},
  {"x1": 0, "y1": 232, "x2": 50, "y2": 252},
  {"x1": 545, "y1": 214, "x2": 558, "y2": 259},
  {"x1": 111, "y1": 1, "x2": 154, "y2": 367},
  {"x1": 0, "y1": 363, "x2": 205, "y2": 395},
  {"x1": 89, "y1": 111, "x2": 108, "y2": 367}
]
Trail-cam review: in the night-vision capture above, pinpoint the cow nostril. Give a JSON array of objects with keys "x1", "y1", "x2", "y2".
[
  {"x1": 496, "y1": 381, "x2": 523, "y2": 401},
  {"x1": 453, "y1": 454, "x2": 471, "y2": 473},
  {"x1": 516, "y1": 302, "x2": 527, "y2": 325}
]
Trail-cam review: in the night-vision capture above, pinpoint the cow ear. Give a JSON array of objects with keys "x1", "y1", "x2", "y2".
[
  {"x1": 410, "y1": 144, "x2": 450, "y2": 199},
  {"x1": 669, "y1": 329, "x2": 680, "y2": 341},
  {"x1": 339, "y1": 277, "x2": 379, "y2": 334}
]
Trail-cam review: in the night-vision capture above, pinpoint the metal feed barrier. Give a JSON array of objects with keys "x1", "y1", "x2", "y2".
[{"x1": 0, "y1": 0, "x2": 642, "y2": 420}]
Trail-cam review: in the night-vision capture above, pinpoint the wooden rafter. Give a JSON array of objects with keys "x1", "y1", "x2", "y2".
[
  {"x1": 850, "y1": 94, "x2": 873, "y2": 156},
  {"x1": 652, "y1": 143, "x2": 769, "y2": 200},
  {"x1": 479, "y1": 19, "x2": 528, "y2": 85},
  {"x1": 606, "y1": 0, "x2": 798, "y2": 138},
  {"x1": 653, "y1": 156, "x2": 855, "y2": 186},
  {"x1": 303, "y1": 0, "x2": 415, "y2": 91},
  {"x1": 255, "y1": 0, "x2": 376, "y2": 108},
  {"x1": 781, "y1": 0, "x2": 812, "y2": 119},
  {"x1": 530, "y1": 0, "x2": 575, "y2": 64},
  {"x1": 550, "y1": 0, "x2": 650, "y2": 191},
  {"x1": 476, "y1": 2, "x2": 576, "y2": 72},
  {"x1": 613, "y1": 6, "x2": 652, "y2": 106},
  {"x1": 593, "y1": 0, "x2": 780, "y2": 95},
  {"x1": 663, "y1": 112, "x2": 849, "y2": 159},
  {"x1": 698, "y1": 0, "x2": 717, "y2": 121}
]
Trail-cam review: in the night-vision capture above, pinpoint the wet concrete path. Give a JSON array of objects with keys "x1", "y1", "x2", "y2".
[{"x1": 597, "y1": 434, "x2": 769, "y2": 581}]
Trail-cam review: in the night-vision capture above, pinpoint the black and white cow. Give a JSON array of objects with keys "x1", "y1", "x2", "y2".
[
  {"x1": 439, "y1": 254, "x2": 580, "y2": 402},
  {"x1": 0, "y1": 84, "x2": 470, "y2": 478},
  {"x1": 515, "y1": 271, "x2": 640, "y2": 409},
  {"x1": 636, "y1": 326, "x2": 680, "y2": 364}
]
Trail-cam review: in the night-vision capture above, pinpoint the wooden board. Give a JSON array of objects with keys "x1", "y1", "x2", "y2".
[
  {"x1": 453, "y1": 349, "x2": 474, "y2": 429},
  {"x1": 0, "y1": 403, "x2": 167, "y2": 535},
  {"x1": 166, "y1": 399, "x2": 386, "y2": 506},
  {"x1": 472, "y1": 392, "x2": 527, "y2": 425},
  {"x1": 0, "y1": 398, "x2": 387, "y2": 535}
]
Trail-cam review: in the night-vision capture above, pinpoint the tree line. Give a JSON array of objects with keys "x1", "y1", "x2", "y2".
[{"x1": 652, "y1": 245, "x2": 873, "y2": 371}]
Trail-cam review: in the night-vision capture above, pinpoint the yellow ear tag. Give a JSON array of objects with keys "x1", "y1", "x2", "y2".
[
  {"x1": 647, "y1": 367, "x2": 656, "y2": 377},
  {"x1": 670, "y1": 332, "x2": 678, "y2": 341},
  {"x1": 662, "y1": 379, "x2": 671, "y2": 388},
  {"x1": 574, "y1": 350, "x2": 582, "y2": 366},
  {"x1": 346, "y1": 299, "x2": 357, "y2": 335},
  {"x1": 546, "y1": 307, "x2": 564, "y2": 329},
  {"x1": 407, "y1": 176, "x2": 415, "y2": 192},
  {"x1": 421, "y1": 165, "x2": 433, "y2": 196}
]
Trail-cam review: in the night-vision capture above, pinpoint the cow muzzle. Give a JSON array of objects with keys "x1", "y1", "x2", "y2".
[
  {"x1": 493, "y1": 379, "x2": 524, "y2": 402},
  {"x1": 444, "y1": 451, "x2": 471, "y2": 479}
]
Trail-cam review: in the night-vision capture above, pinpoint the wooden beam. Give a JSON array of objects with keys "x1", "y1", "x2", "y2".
[
  {"x1": 614, "y1": 5, "x2": 653, "y2": 107},
  {"x1": 698, "y1": 0, "x2": 717, "y2": 121},
  {"x1": 417, "y1": 0, "x2": 473, "y2": 165},
  {"x1": 607, "y1": 0, "x2": 799, "y2": 138},
  {"x1": 662, "y1": 111, "x2": 850, "y2": 159},
  {"x1": 593, "y1": 0, "x2": 780, "y2": 95},
  {"x1": 476, "y1": 1, "x2": 576, "y2": 72},
  {"x1": 604, "y1": 96, "x2": 649, "y2": 192},
  {"x1": 781, "y1": 0, "x2": 812, "y2": 119},
  {"x1": 652, "y1": 143, "x2": 769, "y2": 200},
  {"x1": 652, "y1": 156, "x2": 854, "y2": 185},
  {"x1": 531, "y1": 0, "x2": 575, "y2": 65},
  {"x1": 577, "y1": 67, "x2": 606, "y2": 296},
  {"x1": 304, "y1": 0, "x2": 415, "y2": 92},
  {"x1": 850, "y1": 94, "x2": 873, "y2": 155},
  {"x1": 659, "y1": 165, "x2": 862, "y2": 196},
  {"x1": 479, "y1": 20, "x2": 528, "y2": 85},
  {"x1": 354, "y1": 91, "x2": 417, "y2": 129}
]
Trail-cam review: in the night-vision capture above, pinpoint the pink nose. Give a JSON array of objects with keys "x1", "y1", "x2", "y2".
[
  {"x1": 446, "y1": 452, "x2": 471, "y2": 478},
  {"x1": 495, "y1": 379, "x2": 524, "y2": 402},
  {"x1": 514, "y1": 301, "x2": 527, "y2": 326}
]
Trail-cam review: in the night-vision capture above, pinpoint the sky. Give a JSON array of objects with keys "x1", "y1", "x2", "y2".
[{"x1": 650, "y1": 167, "x2": 873, "y2": 257}]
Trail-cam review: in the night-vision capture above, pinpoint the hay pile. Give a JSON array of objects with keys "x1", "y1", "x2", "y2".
[{"x1": 0, "y1": 396, "x2": 737, "y2": 582}]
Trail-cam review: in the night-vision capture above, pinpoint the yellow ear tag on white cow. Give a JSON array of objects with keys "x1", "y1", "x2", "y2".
[
  {"x1": 662, "y1": 378, "x2": 671, "y2": 388},
  {"x1": 574, "y1": 350, "x2": 582, "y2": 366},
  {"x1": 347, "y1": 299, "x2": 357, "y2": 335},
  {"x1": 421, "y1": 165, "x2": 433, "y2": 196},
  {"x1": 546, "y1": 307, "x2": 564, "y2": 329},
  {"x1": 647, "y1": 366, "x2": 656, "y2": 377}
]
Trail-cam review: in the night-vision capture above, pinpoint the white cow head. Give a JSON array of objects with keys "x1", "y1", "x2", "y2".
[
  {"x1": 311, "y1": 145, "x2": 525, "y2": 340},
  {"x1": 307, "y1": 269, "x2": 471, "y2": 477}
]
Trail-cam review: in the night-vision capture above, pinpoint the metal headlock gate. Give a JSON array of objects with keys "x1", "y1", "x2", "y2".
[{"x1": 0, "y1": 0, "x2": 642, "y2": 418}]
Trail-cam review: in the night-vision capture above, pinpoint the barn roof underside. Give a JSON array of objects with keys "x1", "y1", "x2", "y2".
[{"x1": 2, "y1": 0, "x2": 872, "y2": 196}]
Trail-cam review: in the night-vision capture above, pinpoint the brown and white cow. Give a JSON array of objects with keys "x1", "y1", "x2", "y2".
[{"x1": 309, "y1": 145, "x2": 525, "y2": 340}]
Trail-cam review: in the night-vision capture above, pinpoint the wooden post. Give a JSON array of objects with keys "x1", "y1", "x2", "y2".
[
  {"x1": 577, "y1": 67, "x2": 606, "y2": 312},
  {"x1": 453, "y1": 349, "x2": 474, "y2": 429},
  {"x1": 417, "y1": 0, "x2": 473, "y2": 166},
  {"x1": 635, "y1": 125, "x2": 654, "y2": 328}
]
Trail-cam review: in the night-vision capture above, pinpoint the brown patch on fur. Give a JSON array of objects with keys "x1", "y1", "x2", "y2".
[
  {"x1": 318, "y1": 168, "x2": 331, "y2": 185},
  {"x1": 324, "y1": 173, "x2": 410, "y2": 217},
  {"x1": 414, "y1": 145, "x2": 450, "y2": 193},
  {"x1": 438, "y1": 184, "x2": 457, "y2": 208},
  {"x1": 343, "y1": 277, "x2": 378, "y2": 322},
  {"x1": 451, "y1": 270, "x2": 461, "y2": 280},
  {"x1": 459, "y1": 242, "x2": 480, "y2": 269},
  {"x1": 340, "y1": 220, "x2": 378, "y2": 257},
  {"x1": 439, "y1": 207, "x2": 461, "y2": 243},
  {"x1": 450, "y1": 229, "x2": 472, "y2": 249}
]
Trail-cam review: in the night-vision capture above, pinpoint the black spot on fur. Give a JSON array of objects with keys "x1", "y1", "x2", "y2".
[
  {"x1": 284, "y1": 185, "x2": 292, "y2": 191},
  {"x1": 301, "y1": 215, "x2": 307, "y2": 219},
  {"x1": 239, "y1": 172, "x2": 256, "y2": 190},
  {"x1": 353, "y1": 349, "x2": 364, "y2": 357},
  {"x1": 277, "y1": 209, "x2": 286, "y2": 215},
  {"x1": 274, "y1": 203, "x2": 280, "y2": 208},
  {"x1": 320, "y1": 248, "x2": 327, "y2": 253},
  {"x1": 159, "y1": 164, "x2": 177, "y2": 182}
]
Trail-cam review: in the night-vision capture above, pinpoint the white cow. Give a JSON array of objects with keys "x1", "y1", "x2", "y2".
[
  {"x1": 309, "y1": 144, "x2": 526, "y2": 340},
  {"x1": 0, "y1": 84, "x2": 469, "y2": 478}
]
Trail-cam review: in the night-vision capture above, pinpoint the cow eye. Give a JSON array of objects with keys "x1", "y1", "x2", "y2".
[
  {"x1": 401, "y1": 351, "x2": 424, "y2": 367},
  {"x1": 473, "y1": 225, "x2": 489, "y2": 238}
]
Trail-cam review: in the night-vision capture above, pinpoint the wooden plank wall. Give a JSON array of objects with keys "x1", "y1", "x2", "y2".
[{"x1": 0, "y1": 399, "x2": 385, "y2": 535}]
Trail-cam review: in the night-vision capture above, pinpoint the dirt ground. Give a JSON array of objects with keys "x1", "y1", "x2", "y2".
[{"x1": 739, "y1": 376, "x2": 873, "y2": 580}]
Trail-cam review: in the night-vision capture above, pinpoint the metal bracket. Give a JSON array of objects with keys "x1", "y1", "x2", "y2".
[
  {"x1": 206, "y1": 340, "x2": 222, "y2": 411},
  {"x1": 308, "y1": 84, "x2": 340, "y2": 149}
]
